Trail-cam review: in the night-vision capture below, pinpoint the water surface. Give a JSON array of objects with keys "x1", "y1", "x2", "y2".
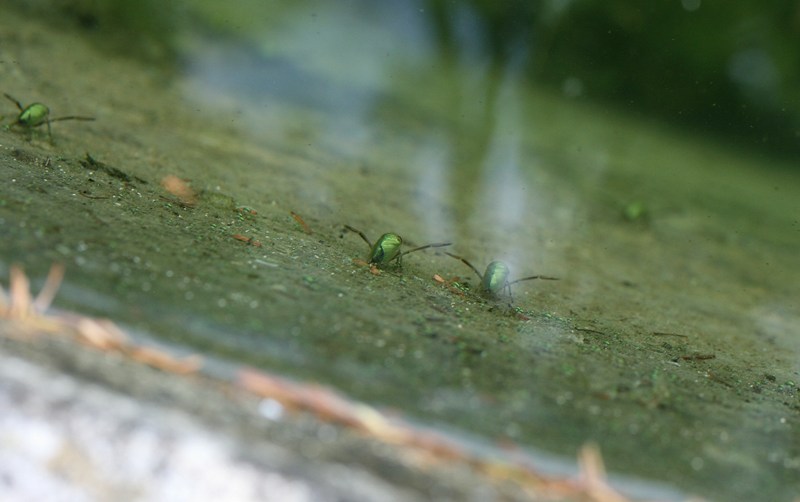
[{"x1": 1, "y1": 3, "x2": 799, "y2": 501}]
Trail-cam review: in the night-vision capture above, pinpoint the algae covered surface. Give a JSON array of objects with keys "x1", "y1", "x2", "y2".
[{"x1": 1, "y1": 4, "x2": 799, "y2": 501}]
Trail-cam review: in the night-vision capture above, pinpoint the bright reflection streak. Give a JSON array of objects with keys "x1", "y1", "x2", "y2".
[
  {"x1": 412, "y1": 133, "x2": 452, "y2": 243},
  {"x1": 473, "y1": 49, "x2": 544, "y2": 273}
]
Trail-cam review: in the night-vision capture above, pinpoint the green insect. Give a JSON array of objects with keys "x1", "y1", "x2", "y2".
[
  {"x1": 445, "y1": 252, "x2": 558, "y2": 300},
  {"x1": 343, "y1": 225, "x2": 450, "y2": 269},
  {"x1": 4, "y1": 93, "x2": 95, "y2": 141}
]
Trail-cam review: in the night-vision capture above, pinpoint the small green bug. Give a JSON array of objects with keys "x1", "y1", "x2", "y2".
[
  {"x1": 4, "y1": 93, "x2": 95, "y2": 141},
  {"x1": 343, "y1": 225, "x2": 450, "y2": 269},
  {"x1": 445, "y1": 252, "x2": 558, "y2": 301}
]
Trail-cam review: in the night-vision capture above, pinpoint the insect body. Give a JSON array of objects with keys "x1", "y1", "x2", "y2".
[
  {"x1": 344, "y1": 225, "x2": 450, "y2": 269},
  {"x1": 4, "y1": 93, "x2": 95, "y2": 141},
  {"x1": 446, "y1": 252, "x2": 558, "y2": 300},
  {"x1": 368, "y1": 232, "x2": 404, "y2": 266},
  {"x1": 481, "y1": 261, "x2": 512, "y2": 294}
]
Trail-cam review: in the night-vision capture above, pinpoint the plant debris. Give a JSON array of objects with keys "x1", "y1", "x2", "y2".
[{"x1": 80, "y1": 153, "x2": 148, "y2": 184}]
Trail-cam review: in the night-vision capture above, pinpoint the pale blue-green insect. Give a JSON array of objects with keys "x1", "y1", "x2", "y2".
[
  {"x1": 446, "y1": 252, "x2": 558, "y2": 300},
  {"x1": 344, "y1": 225, "x2": 450, "y2": 268},
  {"x1": 4, "y1": 93, "x2": 94, "y2": 141}
]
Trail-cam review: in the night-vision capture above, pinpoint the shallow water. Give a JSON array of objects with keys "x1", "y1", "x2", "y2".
[{"x1": 1, "y1": 3, "x2": 799, "y2": 501}]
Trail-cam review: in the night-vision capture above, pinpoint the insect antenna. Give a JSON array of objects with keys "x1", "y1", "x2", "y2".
[
  {"x1": 507, "y1": 275, "x2": 559, "y2": 286},
  {"x1": 399, "y1": 242, "x2": 450, "y2": 257},
  {"x1": 3, "y1": 93, "x2": 23, "y2": 111},
  {"x1": 343, "y1": 225, "x2": 372, "y2": 246},
  {"x1": 444, "y1": 252, "x2": 484, "y2": 281}
]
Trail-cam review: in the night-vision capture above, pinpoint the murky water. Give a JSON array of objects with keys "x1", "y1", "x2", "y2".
[{"x1": 1, "y1": 2, "x2": 799, "y2": 501}]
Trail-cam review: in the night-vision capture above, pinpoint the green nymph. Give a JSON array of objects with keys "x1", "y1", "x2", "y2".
[
  {"x1": 4, "y1": 93, "x2": 94, "y2": 141},
  {"x1": 344, "y1": 225, "x2": 450, "y2": 268},
  {"x1": 446, "y1": 252, "x2": 558, "y2": 300}
]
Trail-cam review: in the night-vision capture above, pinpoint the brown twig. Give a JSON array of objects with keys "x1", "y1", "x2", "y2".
[
  {"x1": 290, "y1": 211, "x2": 313, "y2": 234},
  {"x1": 1, "y1": 265, "x2": 203, "y2": 375}
]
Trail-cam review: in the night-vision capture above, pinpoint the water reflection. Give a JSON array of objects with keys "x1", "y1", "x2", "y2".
[
  {"x1": 183, "y1": 0, "x2": 568, "y2": 257},
  {"x1": 178, "y1": 0, "x2": 800, "y2": 404}
]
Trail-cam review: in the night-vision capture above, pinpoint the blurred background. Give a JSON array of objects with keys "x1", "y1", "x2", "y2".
[{"x1": 11, "y1": 0, "x2": 800, "y2": 159}]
